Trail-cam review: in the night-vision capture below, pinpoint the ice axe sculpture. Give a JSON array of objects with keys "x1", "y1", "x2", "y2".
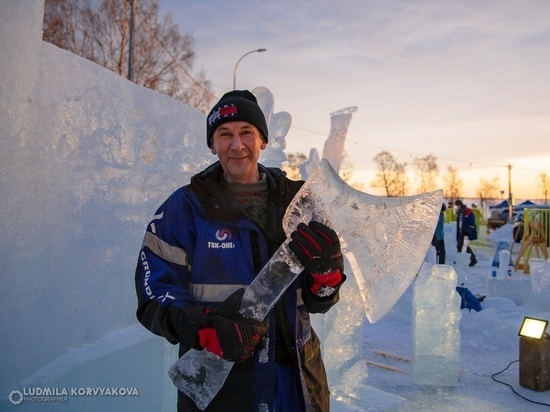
[{"x1": 169, "y1": 159, "x2": 443, "y2": 410}]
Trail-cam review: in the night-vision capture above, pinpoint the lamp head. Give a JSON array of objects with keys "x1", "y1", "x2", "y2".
[{"x1": 518, "y1": 317, "x2": 549, "y2": 340}]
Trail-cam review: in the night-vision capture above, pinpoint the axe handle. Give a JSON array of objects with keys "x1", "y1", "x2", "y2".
[
  {"x1": 240, "y1": 240, "x2": 303, "y2": 319},
  {"x1": 169, "y1": 239, "x2": 303, "y2": 410}
]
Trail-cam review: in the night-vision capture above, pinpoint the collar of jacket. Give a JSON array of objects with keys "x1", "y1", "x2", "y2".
[{"x1": 188, "y1": 161, "x2": 303, "y2": 245}]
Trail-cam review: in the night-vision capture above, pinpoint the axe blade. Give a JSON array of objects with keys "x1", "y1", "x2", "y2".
[{"x1": 284, "y1": 159, "x2": 443, "y2": 323}]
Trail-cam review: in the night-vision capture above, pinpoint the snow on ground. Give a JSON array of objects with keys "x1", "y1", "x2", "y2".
[{"x1": 357, "y1": 224, "x2": 550, "y2": 411}]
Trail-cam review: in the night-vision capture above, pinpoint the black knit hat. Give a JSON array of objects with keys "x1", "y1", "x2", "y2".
[{"x1": 206, "y1": 90, "x2": 268, "y2": 148}]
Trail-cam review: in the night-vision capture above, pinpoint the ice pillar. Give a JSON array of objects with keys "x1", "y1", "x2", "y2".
[
  {"x1": 321, "y1": 106, "x2": 358, "y2": 172},
  {"x1": 412, "y1": 264, "x2": 462, "y2": 386},
  {"x1": 298, "y1": 107, "x2": 357, "y2": 180}
]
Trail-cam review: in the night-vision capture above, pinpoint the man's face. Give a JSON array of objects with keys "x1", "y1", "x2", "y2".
[{"x1": 210, "y1": 121, "x2": 266, "y2": 184}]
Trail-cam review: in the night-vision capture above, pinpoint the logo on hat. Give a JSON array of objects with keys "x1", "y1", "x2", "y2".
[
  {"x1": 206, "y1": 90, "x2": 268, "y2": 148},
  {"x1": 208, "y1": 104, "x2": 238, "y2": 127}
]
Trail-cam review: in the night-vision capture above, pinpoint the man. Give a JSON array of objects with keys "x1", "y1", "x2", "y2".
[
  {"x1": 135, "y1": 90, "x2": 345, "y2": 411},
  {"x1": 455, "y1": 199, "x2": 478, "y2": 266}
]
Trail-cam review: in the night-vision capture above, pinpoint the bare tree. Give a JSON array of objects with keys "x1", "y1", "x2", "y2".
[
  {"x1": 282, "y1": 151, "x2": 362, "y2": 189},
  {"x1": 538, "y1": 172, "x2": 550, "y2": 204},
  {"x1": 371, "y1": 151, "x2": 408, "y2": 196},
  {"x1": 338, "y1": 151, "x2": 355, "y2": 183},
  {"x1": 442, "y1": 165, "x2": 463, "y2": 204},
  {"x1": 477, "y1": 176, "x2": 501, "y2": 207},
  {"x1": 413, "y1": 154, "x2": 439, "y2": 193},
  {"x1": 43, "y1": 0, "x2": 215, "y2": 112},
  {"x1": 282, "y1": 152, "x2": 307, "y2": 181}
]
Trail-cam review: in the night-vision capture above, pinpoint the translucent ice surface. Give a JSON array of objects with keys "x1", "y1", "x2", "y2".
[
  {"x1": 412, "y1": 265, "x2": 461, "y2": 386},
  {"x1": 168, "y1": 350, "x2": 233, "y2": 411},
  {"x1": 284, "y1": 160, "x2": 443, "y2": 323}
]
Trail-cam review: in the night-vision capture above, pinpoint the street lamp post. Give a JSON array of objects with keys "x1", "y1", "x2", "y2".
[
  {"x1": 127, "y1": 0, "x2": 135, "y2": 81},
  {"x1": 233, "y1": 48, "x2": 267, "y2": 90}
]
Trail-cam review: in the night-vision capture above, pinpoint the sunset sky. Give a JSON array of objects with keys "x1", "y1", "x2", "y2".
[{"x1": 160, "y1": 0, "x2": 550, "y2": 201}]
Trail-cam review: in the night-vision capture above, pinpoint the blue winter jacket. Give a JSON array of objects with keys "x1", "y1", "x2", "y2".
[
  {"x1": 456, "y1": 207, "x2": 478, "y2": 241},
  {"x1": 135, "y1": 162, "x2": 343, "y2": 412}
]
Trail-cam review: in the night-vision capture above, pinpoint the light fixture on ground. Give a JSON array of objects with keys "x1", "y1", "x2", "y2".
[
  {"x1": 233, "y1": 48, "x2": 267, "y2": 90},
  {"x1": 519, "y1": 317, "x2": 549, "y2": 339},
  {"x1": 518, "y1": 316, "x2": 550, "y2": 392}
]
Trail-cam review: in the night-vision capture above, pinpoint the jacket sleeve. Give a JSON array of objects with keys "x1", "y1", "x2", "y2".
[{"x1": 135, "y1": 192, "x2": 207, "y2": 347}]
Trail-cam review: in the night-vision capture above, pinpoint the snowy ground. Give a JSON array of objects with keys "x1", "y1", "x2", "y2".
[
  {"x1": 356, "y1": 224, "x2": 550, "y2": 411},
  {"x1": 3, "y1": 223, "x2": 548, "y2": 412}
]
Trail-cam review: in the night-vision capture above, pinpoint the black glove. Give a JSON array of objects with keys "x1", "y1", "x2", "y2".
[
  {"x1": 198, "y1": 288, "x2": 268, "y2": 362},
  {"x1": 289, "y1": 221, "x2": 344, "y2": 274},
  {"x1": 289, "y1": 221, "x2": 344, "y2": 297}
]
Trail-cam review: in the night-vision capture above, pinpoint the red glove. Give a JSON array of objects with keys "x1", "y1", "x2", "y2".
[
  {"x1": 289, "y1": 221, "x2": 344, "y2": 297},
  {"x1": 197, "y1": 289, "x2": 268, "y2": 362}
]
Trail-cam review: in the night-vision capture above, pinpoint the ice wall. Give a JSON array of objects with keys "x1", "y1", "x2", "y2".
[
  {"x1": 0, "y1": 1, "x2": 294, "y2": 410},
  {"x1": 1, "y1": 2, "x2": 205, "y2": 410}
]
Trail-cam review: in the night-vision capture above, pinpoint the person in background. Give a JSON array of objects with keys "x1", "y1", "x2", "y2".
[
  {"x1": 432, "y1": 203, "x2": 446, "y2": 264},
  {"x1": 135, "y1": 90, "x2": 346, "y2": 412},
  {"x1": 455, "y1": 199, "x2": 478, "y2": 267}
]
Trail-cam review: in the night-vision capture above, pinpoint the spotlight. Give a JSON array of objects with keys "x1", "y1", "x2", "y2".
[
  {"x1": 518, "y1": 316, "x2": 550, "y2": 392},
  {"x1": 518, "y1": 317, "x2": 549, "y2": 340}
]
